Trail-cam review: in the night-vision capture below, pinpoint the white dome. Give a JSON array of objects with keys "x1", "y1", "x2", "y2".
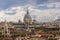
[{"x1": 24, "y1": 10, "x2": 32, "y2": 24}]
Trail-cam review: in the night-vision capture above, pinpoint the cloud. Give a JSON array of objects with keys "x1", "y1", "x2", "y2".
[
  {"x1": 34, "y1": 2, "x2": 60, "y2": 10},
  {"x1": 0, "y1": 6, "x2": 60, "y2": 22},
  {"x1": 0, "y1": 6, "x2": 26, "y2": 22},
  {"x1": 47, "y1": 0, "x2": 60, "y2": 2},
  {"x1": 44, "y1": 2, "x2": 60, "y2": 8},
  {"x1": 29, "y1": 8, "x2": 60, "y2": 22},
  {"x1": 0, "y1": 0, "x2": 28, "y2": 9},
  {"x1": 0, "y1": 0, "x2": 60, "y2": 22},
  {"x1": 0, "y1": 0, "x2": 38, "y2": 9},
  {"x1": 0, "y1": 0, "x2": 60, "y2": 10}
]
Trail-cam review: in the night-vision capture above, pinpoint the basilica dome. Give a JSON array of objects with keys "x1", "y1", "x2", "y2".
[{"x1": 24, "y1": 10, "x2": 32, "y2": 24}]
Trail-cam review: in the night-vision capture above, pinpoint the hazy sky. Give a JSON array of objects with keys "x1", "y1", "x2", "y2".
[{"x1": 0, "y1": 0, "x2": 60, "y2": 22}]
